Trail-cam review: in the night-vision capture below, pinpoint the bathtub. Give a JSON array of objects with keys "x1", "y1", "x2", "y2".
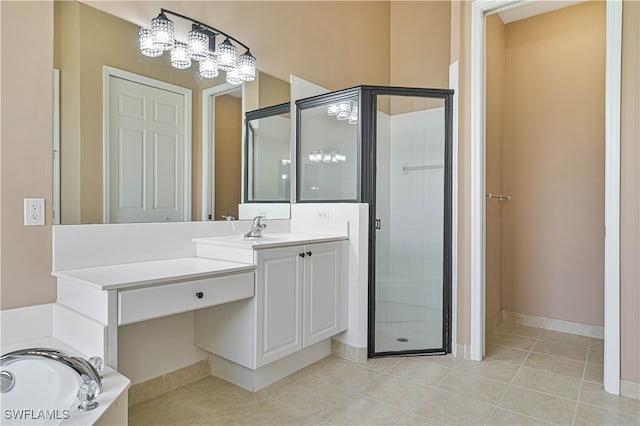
[{"x1": 0, "y1": 338, "x2": 129, "y2": 426}]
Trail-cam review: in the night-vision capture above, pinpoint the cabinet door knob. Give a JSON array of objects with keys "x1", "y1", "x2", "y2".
[
  {"x1": 195, "y1": 292, "x2": 204, "y2": 299},
  {"x1": 299, "y1": 252, "x2": 305, "y2": 258},
  {"x1": 306, "y1": 251, "x2": 312, "y2": 256}
]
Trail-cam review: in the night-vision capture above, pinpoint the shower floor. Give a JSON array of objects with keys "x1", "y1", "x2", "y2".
[{"x1": 374, "y1": 300, "x2": 443, "y2": 353}]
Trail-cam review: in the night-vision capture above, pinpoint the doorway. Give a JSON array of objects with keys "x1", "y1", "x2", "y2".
[{"x1": 469, "y1": 0, "x2": 623, "y2": 394}]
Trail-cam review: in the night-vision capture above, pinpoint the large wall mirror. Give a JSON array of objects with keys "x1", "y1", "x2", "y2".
[{"x1": 53, "y1": 1, "x2": 290, "y2": 224}]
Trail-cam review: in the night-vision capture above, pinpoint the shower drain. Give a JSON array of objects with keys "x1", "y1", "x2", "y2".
[{"x1": 396, "y1": 337, "x2": 409, "y2": 343}]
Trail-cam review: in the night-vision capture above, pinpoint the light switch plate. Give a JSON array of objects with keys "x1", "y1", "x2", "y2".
[{"x1": 24, "y1": 198, "x2": 45, "y2": 226}]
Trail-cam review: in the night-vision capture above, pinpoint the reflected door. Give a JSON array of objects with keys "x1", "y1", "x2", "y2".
[{"x1": 370, "y1": 91, "x2": 451, "y2": 356}]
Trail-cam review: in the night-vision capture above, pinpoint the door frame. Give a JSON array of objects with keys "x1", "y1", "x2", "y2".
[
  {"x1": 201, "y1": 83, "x2": 244, "y2": 221},
  {"x1": 469, "y1": 0, "x2": 622, "y2": 394},
  {"x1": 102, "y1": 66, "x2": 192, "y2": 223}
]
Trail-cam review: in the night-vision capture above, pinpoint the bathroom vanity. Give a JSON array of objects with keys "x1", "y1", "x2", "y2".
[{"x1": 51, "y1": 227, "x2": 348, "y2": 392}]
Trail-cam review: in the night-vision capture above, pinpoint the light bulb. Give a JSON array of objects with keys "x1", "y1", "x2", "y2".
[
  {"x1": 139, "y1": 28, "x2": 162, "y2": 57},
  {"x1": 226, "y1": 67, "x2": 242, "y2": 85},
  {"x1": 337, "y1": 102, "x2": 351, "y2": 120},
  {"x1": 238, "y1": 51, "x2": 256, "y2": 81},
  {"x1": 327, "y1": 104, "x2": 339, "y2": 116},
  {"x1": 199, "y1": 51, "x2": 219, "y2": 78},
  {"x1": 151, "y1": 12, "x2": 174, "y2": 51},
  {"x1": 217, "y1": 38, "x2": 237, "y2": 71},
  {"x1": 187, "y1": 29, "x2": 209, "y2": 61},
  {"x1": 170, "y1": 42, "x2": 191, "y2": 69}
]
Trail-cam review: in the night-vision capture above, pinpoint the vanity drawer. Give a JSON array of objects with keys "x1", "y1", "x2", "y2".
[{"x1": 118, "y1": 272, "x2": 254, "y2": 325}]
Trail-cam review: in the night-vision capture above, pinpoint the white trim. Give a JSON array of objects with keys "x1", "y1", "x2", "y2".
[
  {"x1": 469, "y1": 0, "x2": 621, "y2": 392},
  {"x1": 201, "y1": 83, "x2": 238, "y2": 221},
  {"x1": 102, "y1": 66, "x2": 192, "y2": 223},
  {"x1": 501, "y1": 310, "x2": 604, "y2": 339},
  {"x1": 620, "y1": 380, "x2": 640, "y2": 400},
  {"x1": 449, "y1": 61, "x2": 459, "y2": 357},
  {"x1": 603, "y1": 0, "x2": 622, "y2": 396},
  {"x1": 53, "y1": 69, "x2": 61, "y2": 225}
]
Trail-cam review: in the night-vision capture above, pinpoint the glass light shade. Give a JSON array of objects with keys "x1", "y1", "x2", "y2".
[
  {"x1": 217, "y1": 38, "x2": 237, "y2": 71},
  {"x1": 151, "y1": 13, "x2": 174, "y2": 50},
  {"x1": 226, "y1": 67, "x2": 243, "y2": 85},
  {"x1": 170, "y1": 42, "x2": 191, "y2": 69},
  {"x1": 139, "y1": 28, "x2": 162, "y2": 57},
  {"x1": 199, "y1": 52, "x2": 219, "y2": 78},
  {"x1": 238, "y1": 51, "x2": 256, "y2": 81},
  {"x1": 327, "y1": 104, "x2": 339, "y2": 116},
  {"x1": 337, "y1": 102, "x2": 351, "y2": 120},
  {"x1": 187, "y1": 30, "x2": 209, "y2": 61},
  {"x1": 348, "y1": 100, "x2": 359, "y2": 124}
]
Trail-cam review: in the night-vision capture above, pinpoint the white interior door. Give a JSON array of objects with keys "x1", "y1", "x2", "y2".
[{"x1": 108, "y1": 75, "x2": 185, "y2": 223}]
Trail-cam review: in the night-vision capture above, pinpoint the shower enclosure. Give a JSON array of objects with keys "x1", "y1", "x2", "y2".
[{"x1": 296, "y1": 86, "x2": 453, "y2": 357}]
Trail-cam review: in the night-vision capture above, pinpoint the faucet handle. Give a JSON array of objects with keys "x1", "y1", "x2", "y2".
[
  {"x1": 77, "y1": 379, "x2": 100, "y2": 411},
  {"x1": 88, "y1": 356, "x2": 103, "y2": 376}
]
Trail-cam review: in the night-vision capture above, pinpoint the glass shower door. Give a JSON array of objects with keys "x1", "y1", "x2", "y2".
[{"x1": 370, "y1": 92, "x2": 451, "y2": 356}]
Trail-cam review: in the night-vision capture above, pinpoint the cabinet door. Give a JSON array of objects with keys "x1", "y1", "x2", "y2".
[
  {"x1": 303, "y1": 242, "x2": 341, "y2": 347},
  {"x1": 255, "y1": 245, "x2": 304, "y2": 367}
]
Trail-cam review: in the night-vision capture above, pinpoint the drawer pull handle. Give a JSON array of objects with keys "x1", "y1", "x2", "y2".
[
  {"x1": 306, "y1": 251, "x2": 312, "y2": 256},
  {"x1": 195, "y1": 292, "x2": 204, "y2": 299},
  {"x1": 299, "y1": 253, "x2": 305, "y2": 258}
]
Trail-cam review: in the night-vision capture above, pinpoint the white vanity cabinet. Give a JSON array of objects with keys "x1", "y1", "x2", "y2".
[
  {"x1": 194, "y1": 240, "x2": 345, "y2": 373},
  {"x1": 256, "y1": 241, "x2": 341, "y2": 367}
]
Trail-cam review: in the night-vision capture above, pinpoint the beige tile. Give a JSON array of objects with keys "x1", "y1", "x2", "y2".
[
  {"x1": 579, "y1": 381, "x2": 640, "y2": 420},
  {"x1": 232, "y1": 398, "x2": 310, "y2": 425},
  {"x1": 271, "y1": 376, "x2": 351, "y2": 415},
  {"x1": 498, "y1": 386, "x2": 576, "y2": 425},
  {"x1": 584, "y1": 363, "x2": 603, "y2": 384},
  {"x1": 128, "y1": 393, "x2": 208, "y2": 426},
  {"x1": 386, "y1": 357, "x2": 452, "y2": 386},
  {"x1": 524, "y1": 352, "x2": 586, "y2": 378},
  {"x1": 321, "y1": 394, "x2": 416, "y2": 425},
  {"x1": 486, "y1": 343, "x2": 529, "y2": 365},
  {"x1": 532, "y1": 339, "x2": 588, "y2": 362},
  {"x1": 587, "y1": 346, "x2": 604, "y2": 365},
  {"x1": 331, "y1": 339, "x2": 343, "y2": 357},
  {"x1": 439, "y1": 369, "x2": 508, "y2": 405},
  {"x1": 253, "y1": 373, "x2": 301, "y2": 399},
  {"x1": 538, "y1": 329, "x2": 590, "y2": 348},
  {"x1": 455, "y1": 359, "x2": 520, "y2": 383},
  {"x1": 411, "y1": 353, "x2": 464, "y2": 369},
  {"x1": 590, "y1": 337, "x2": 604, "y2": 349},
  {"x1": 487, "y1": 333, "x2": 537, "y2": 350},
  {"x1": 486, "y1": 408, "x2": 553, "y2": 425},
  {"x1": 360, "y1": 356, "x2": 401, "y2": 372},
  {"x1": 574, "y1": 403, "x2": 640, "y2": 426},
  {"x1": 164, "y1": 359, "x2": 210, "y2": 393},
  {"x1": 409, "y1": 388, "x2": 494, "y2": 425},
  {"x1": 493, "y1": 323, "x2": 543, "y2": 339},
  {"x1": 360, "y1": 373, "x2": 434, "y2": 413},
  {"x1": 128, "y1": 376, "x2": 164, "y2": 407},
  {"x1": 512, "y1": 367, "x2": 582, "y2": 400},
  {"x1": 306, "y1": 357, "x2": 380, "y2": 392}
]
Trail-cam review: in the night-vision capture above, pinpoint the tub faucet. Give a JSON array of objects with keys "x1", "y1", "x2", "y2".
[
  {"x1": 244, "y1": 215, "x2": 267, "y2": 237},
  {"x1": 1, "y1": 348, "x2": 103, "y2": 410}
]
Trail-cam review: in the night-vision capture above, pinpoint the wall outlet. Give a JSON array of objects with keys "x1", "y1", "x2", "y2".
[
  {"x1": 317, "y1": 210, "x2": 329, "y2": 220},
  {"x1": 24, "y1": 198, "x2": 45, "y2": 226}
]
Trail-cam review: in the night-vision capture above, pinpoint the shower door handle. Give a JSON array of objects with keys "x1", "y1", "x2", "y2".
[{"x1": 375, "y1": 219, "x2": 382, "y2": 230}]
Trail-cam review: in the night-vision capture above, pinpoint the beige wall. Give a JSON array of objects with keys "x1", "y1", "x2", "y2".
[
  {"x1": 0, "y1": 1, "x2": 57, "y2": 310},
  {"x1": 501, "y1": 2, "x2": 606, "y2": 326},
  {"x1": 214, "y1": 95, "x2": 242, "y2": 221},
  {"x1": 485, "y1": 14, "x2": 506, "y2": 330},
  {"x1": 620, "y1": 0, "x2": 640, "y2": 383}
]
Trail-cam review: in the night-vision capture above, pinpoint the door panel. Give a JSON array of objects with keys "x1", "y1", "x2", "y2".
[{"x1": 108, "y1": 76, "x2": 185, "y2": 223}]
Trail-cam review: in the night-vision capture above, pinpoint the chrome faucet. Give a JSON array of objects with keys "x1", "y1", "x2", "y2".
[
  {"x1": 244, "y1": 215, "x2": 267, "y2": 238},
  {"x1": 1, "y1": 348, "x2": 103, "y2": 410}
]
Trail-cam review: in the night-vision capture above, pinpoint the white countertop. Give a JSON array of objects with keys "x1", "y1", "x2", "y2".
[
  {"x1": 193, "y1": 232, "x2": 348, "y2": 249},
  {"x1": 52, "y1": 257, "x2": 255, "y2": 291}
]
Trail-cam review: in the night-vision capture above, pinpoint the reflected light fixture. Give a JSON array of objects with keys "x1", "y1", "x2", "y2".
[
  {"x1": 140, "y1": 9, "x2": 256, "y2": 85},
  {"x1": 327, "y1": 99, "x2": 359, "y2": 124}
]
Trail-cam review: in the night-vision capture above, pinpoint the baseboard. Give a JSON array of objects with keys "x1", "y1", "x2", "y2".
[
  {"x1": 128, "y1": 359, "x2": 210, "y2": 406},
  {"x1": 454, "y1": 343, "x2": 471, "y2": 359},
  {"x1": 501, "y1": 310, "x2": 604, "y2": 339},
  {"x1": 331, "y1": 338, "x2": 367, "y2": 363},
  {"x1": 621, "y1": 379, "x2": 640, "y2": 400}
]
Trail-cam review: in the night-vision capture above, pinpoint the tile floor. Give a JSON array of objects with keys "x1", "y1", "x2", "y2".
[{"x1": 129, "y1": 324, "x2": 639, "y2": 425}]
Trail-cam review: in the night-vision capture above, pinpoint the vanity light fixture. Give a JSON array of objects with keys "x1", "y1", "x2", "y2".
[
  {"x1": 308, "y1": 149, "x2": 347, "y2": 164},
  {"x1": 140, "y1": 9, "x2": 256, "y2": 85},
  {"x1": 326, "y1": 99, "x2": 359, "y2": 124}
]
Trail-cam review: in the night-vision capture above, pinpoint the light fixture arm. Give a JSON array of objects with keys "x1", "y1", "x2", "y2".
[{"x1": 160, "y1": 8, "x2": 251, "y2": 51}]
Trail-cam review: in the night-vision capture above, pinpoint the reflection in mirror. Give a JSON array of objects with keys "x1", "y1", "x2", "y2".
[
  {"x1": 297, "y1": 92, "x2": 359, "y2": 201},
  {"x1": 53, "y1": 1, "x2": 290, "y2": 224},
  {"x1": 245, "y1": 103, "x2": 291, "y2": 203}
]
